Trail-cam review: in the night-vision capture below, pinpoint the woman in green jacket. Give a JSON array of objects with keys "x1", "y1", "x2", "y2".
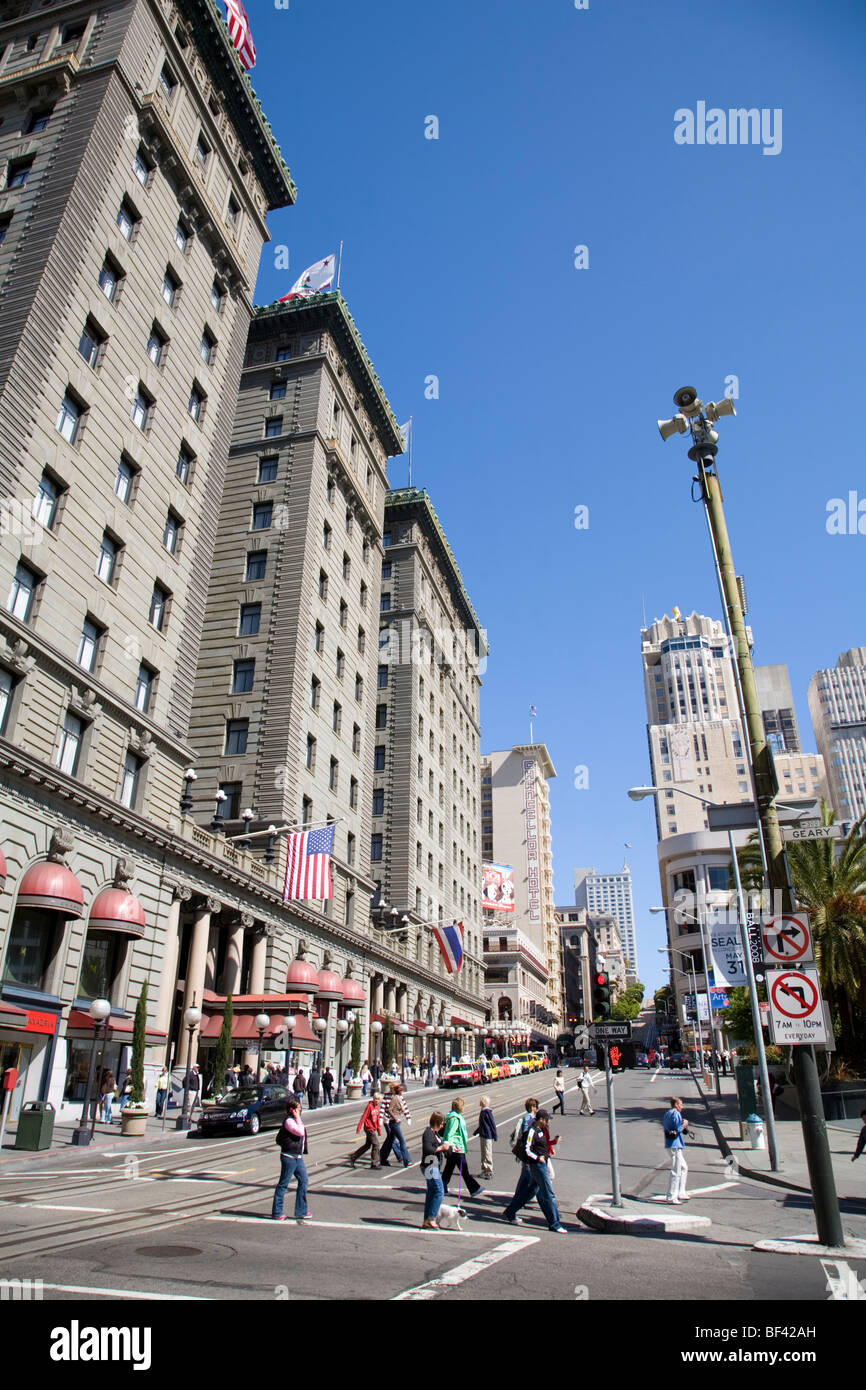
[{"x1": 441, "y1": 1096, "x2": 485, "y2": 1197}]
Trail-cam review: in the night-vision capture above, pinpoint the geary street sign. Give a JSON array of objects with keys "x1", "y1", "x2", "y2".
[{"x1": 782, "y1": 823, "x2": 844, "y2": 843}]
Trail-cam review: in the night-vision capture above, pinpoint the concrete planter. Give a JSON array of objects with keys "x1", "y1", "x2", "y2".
[
  {"x1": 345, "y1": 1080, "x2": 363, "y2": 1101},
  {"x1": 120, "y1": 1108, "x2": 149, "y2": 1137}
]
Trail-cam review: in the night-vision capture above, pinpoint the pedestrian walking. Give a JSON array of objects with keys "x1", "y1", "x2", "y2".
[
  {"x1": 421, "y1": 1111, "x2": 449, "y2": 1230},
  {"x1": 350, "y1": 1091, "x2": 383, "y2": 1168},
  {"x1": 99, "y1": 1070, "x2": 116, "y2": 1124},
  {"x1": 306, "y1": 1065, "x2": 321, "y2": 1110},
  {"x1": 552, "y1": 1069, "x2": 566, "y2": 1115},
  {"x1": 851, "y1": 1109, "x2": 866, "y2": 1162},
  {"x1": 239, "y1": 1063, "x2": 255, "y2": 1087},
  {"x1": 118, "y1": 1073, "x2": 133, "y2": 1111},
  {"x1": 343, "y1": 1062, "x2": 353, "y2": 1091},
  {"x1": 502, "y1": 1097, "x2": 539, "y2": 1225},
  {"x1": 425, "y1": 1055, "x2": 435, "y2": 1087},
  {"x1": 523, "y1": 1109, "x2": 566, "y2": 1232},
  {"x1": 441, "y1": 1097, "x2": 485, "y2": 1197},
  {"x1": 663, "y1": 1096, "x2": 690, "y2": 1204},
  {"x1": 577, "y1": 1065, "x2": 596, "y2": 1115},
  {"x1": 187, "y1": 1064, "x2": 202, "y2": 1115},
  {"x1": 224, "y1": 1064, "x2": 238, "y2": 1092},
  {"x1": 322, "y1": 1066, "x2": 335, "y2": 1104},
  {"x1": 271, "y1": 1097, "x2": 311, "y2": 1221},
  {"x1": 359, "y1": 1061, "x2": 372, "y2": 1097},
  {"x1": 155, "y1": 1066, "x2": 170, "y2": 1117},
  {"x1": 721, "y1": 1049, "x2": 731, "y2": 1077},
  {"x1": 293, "y1": 1068, "x2": 307, "y2": 1107},
  {"x1": 380, "y1": 1084, "x2": 412, "y2": 1167},
  {"x1": 474, "y1": 1095, "x2": 498, "y2": 1180}
]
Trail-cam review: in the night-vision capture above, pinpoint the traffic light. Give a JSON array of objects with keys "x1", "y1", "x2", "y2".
[{"x1": 594, "y1": 972, "x2": 611, "y2": 1020}]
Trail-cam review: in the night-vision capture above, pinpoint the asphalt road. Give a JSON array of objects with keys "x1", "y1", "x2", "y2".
[{"x1": 0, "y1": 1068, "x2": 863, "y2": 1302}]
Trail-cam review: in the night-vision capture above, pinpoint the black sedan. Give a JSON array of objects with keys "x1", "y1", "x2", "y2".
[{"x1": 197, "y1": 1085, "x2": 290, "y2": 1136}]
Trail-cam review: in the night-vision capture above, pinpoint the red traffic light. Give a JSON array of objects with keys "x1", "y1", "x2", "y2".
[{"x1": 596, "y1": 973, "x2": 607, "y2": 986}]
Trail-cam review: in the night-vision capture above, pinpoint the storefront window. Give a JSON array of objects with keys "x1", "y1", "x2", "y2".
[
  {"x1": 77, "y1": 931, "x2": 123, "y2": 1002},
  {"x1": 64, "y1": 1042, "x2": 123, "y2": 1103},
  {"x1": 2, "y1": 908, "x2": 57, "y2": 989}
]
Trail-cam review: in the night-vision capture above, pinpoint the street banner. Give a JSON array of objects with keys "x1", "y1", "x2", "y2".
[
  {"x1": 482, "y1": 861, "x2": 515, "y2": 912},
  {"x1": 709, "y1": 912, "x2": 748, "y2": 988}
]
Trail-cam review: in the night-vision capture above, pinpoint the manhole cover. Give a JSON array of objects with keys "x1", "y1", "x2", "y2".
[{"x1": 134, "y1": 1245, "x2": 203, "y2": 1259}]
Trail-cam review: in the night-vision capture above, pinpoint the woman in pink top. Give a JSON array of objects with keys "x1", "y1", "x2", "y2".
[{"x1": 272, "y1": 1097, "x2": 310, "y2": 1220}]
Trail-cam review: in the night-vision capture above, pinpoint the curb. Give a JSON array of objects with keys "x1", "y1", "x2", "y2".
[{"x1": 577, "y1": 1194, "x2": 712, "y2": 1236}]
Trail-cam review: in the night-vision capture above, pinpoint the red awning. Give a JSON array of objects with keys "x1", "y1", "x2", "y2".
[
  {"x1": 89, "y1": 888, "x2": 146, "y2": 937},
  {"x1": 200, "y1": 1012, "x2": 321, "y2": 1045},
  {"x1": 17, "y1": 861, "x2": 84, "y2": 916}
]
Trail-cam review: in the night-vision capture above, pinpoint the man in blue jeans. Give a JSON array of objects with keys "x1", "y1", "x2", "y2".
[
  {"x1": 503, "y1": 1098, "x2": 539, "y2": 1224},
  {"x1": 522, "y1": 1110, "x2": 566, "y2": 1232}
]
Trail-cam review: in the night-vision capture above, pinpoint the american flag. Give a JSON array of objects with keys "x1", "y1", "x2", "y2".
[
  {"x1": 283, "y1": 824, "x2": 335, "y2": 902},
  {"x1": 432, "y1": 921, "x2": 464, "y2": 974},
  {"x1": 223, "y1": 0, "x2": 256, "y2": 70}
]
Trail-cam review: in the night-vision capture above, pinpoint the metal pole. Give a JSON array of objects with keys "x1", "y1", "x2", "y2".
[
  {"x1": 72, "y1": 1023, "x2": 102, "y2": 1147},
  {"x1": 729, "y1": 829, "x2": 780, "y2": 1170},
  {"x1": 90, "y1": 1018, "x2": 109, "y2": 1139},
  {"x1": 694, "y1": 436, "x2": 843, "y2": 1247},
  {"x1": 604, "y1": 1045, "x2": 623, "y2": 1207},
  {"x1": 178, "y1": 1025, "x2": 193, "y2": 1131}
]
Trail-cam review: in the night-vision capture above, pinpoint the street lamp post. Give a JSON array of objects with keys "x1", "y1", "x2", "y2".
[
  {"x1": 254, "y1": 1012, "x2": 270, "y2": 1084},
  {"x1": 656, "y1": 388, "x2": 840, "y2": 1241},
  {"x1": 71, "y1": 997, "x2": 111, "y2": 1147},
  {"x1": 176, "y1": 1002, "x2": 202, "y2": 1131},
  {"x1": 283, "y1": 1014, "x2": 296, "y2": 1086}
]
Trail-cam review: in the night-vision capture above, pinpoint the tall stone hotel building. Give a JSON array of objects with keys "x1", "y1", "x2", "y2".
[
  {"x1": 0, "y1": 0, "x2": 487, "y2": 1122},
  {"x1": 480, "y1": 745, "x2": 563, "y2": 1045}
]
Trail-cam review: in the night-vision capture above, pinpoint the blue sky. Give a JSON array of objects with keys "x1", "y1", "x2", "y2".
[{"x1": 245, "y1": 0, "x2": 866, "y2": 991}]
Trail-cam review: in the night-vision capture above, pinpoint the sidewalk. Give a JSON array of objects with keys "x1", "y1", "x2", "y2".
[{"x1": 694, "y1": 1070, "x2": 866, "y2": 1203}]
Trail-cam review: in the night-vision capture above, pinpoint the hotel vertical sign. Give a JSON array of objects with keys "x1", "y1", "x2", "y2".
[{"x1": 523, "y1": 759, "x2": 541, "y2": 924}]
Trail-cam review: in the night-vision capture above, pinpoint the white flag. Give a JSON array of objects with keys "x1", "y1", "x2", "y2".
[
  {"x1": 279, "y1": 254, "x2": 336, "y2": 302},
  {"x1": 399, "y1": 420, "x2": 411, "y2": 452}
]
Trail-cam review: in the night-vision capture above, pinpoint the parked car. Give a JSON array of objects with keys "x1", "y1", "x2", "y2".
[
  {"x1": 634, "y1": 1051, "x2": 649, "y2": 1068},
  {"x1": 438, "y1": 1062, "x2": 481, "y2": 1088},
  {"x1": 197, "y1": 1084, "x2": 290, "y2": 1136},
  {"x1": 669, "y1": 1052, "x2": 689, "y2": 1070},
  {"x1": 501, "y1": 1056, "x2": 522, "y2": 1076},
  {"x1": 483, "y1": 1059, "x2": 500, "y2": 1082}
]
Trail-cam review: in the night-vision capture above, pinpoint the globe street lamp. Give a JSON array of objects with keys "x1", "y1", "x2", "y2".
[
  {"x1": 176, "y1": 1003, "x2": 202, "y2": 1131},
  {"x1": 71, "y1": 997, "x2": 111, "y2": 1147},
  {"x1": 313, "y1": 1015, "x2": 327, "y2": 1076},
  {"x1": 254, "y1": 1012, "x2": 270, "y2": 1084},
  {"x1": 370, "y1": 1018, "x2": 383, "y2": 1071}
]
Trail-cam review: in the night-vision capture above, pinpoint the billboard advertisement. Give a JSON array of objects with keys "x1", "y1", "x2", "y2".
[{"x1": 483, "y1": 862, "x2": 515, "y2": 912}]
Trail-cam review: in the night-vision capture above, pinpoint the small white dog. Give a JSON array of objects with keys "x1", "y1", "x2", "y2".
[{"x1": 436, "y1": 1202, "x2": 467, "y2": 1230}]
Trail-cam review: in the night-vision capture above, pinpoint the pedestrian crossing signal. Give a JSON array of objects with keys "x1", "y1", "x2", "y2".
[{"x1": 594, "y1": 972, "x2": 611, "y2": 1020}]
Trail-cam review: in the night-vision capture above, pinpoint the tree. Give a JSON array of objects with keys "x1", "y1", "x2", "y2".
[
  {"x1": 212, "y1": 994, "x2": 234, "y2": 1096},
  {"x1": 128, "y1": 983, "x2": 148, "y2": 1105},
  {"x1": 351, "y1": 1015, "x2": 362, "y2": 1076},
  {"x1": 611, "y1": 981, "x2": 645, "y2": 1021},
  {"x1": 654, "y1": 985, "x2": 673, "y2": 1015},
  {"x1": 734, "y1": 805, "x2": 866, "y2": 1061},
  {"x1": 719, "y1": 986, "x2": 756, "y2": 1045},
  {"x1": 382, "y1": 1014, "x2": 395, "y2": 1069}
]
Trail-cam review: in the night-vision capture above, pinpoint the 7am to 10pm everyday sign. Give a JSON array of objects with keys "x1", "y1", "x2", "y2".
[{"x1": 766, "y1": 967, "x2": 828, "y2": 1045}]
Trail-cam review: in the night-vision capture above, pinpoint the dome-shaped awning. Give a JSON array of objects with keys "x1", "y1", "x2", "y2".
[
  {"x1": 339, "y1": 975, "x2": 365, "y2": 1004},
  {"x1": 315, "y1": 968, "x2": 343, "y2": 1001},
  {"x1": 286, "y1": 958, "x2": 318, "y2": 994},
  {"x1": 88, "y1": 887, "x2": 146, "y2": 938},
  {"x1": 17, "y1": 861, "x2": 84, "y2": 917}
]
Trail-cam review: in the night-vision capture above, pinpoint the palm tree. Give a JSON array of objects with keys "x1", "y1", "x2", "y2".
[{"x1": 732, "y1": 803, "x2": 866, "y2": 1060}]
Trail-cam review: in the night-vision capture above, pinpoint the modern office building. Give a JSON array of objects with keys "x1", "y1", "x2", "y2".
[
  {"x1": 0, "y1": 0, "x2": 296, "y2": 1117},
  {"x1": 480, "y1": 744, "x2": 562, "y2": 1043},
  {"x1": 755, "y1": 664, "x2": 801, "y2": 753},
  {"x1": 808, "y1": 647, "x2": 866, "y2": 826},
  {"x1": 573, "y1": 864, "x2": 637, "y2": 979}
]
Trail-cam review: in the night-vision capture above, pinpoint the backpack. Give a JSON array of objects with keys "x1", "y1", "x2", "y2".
[{"x1": 510, "y1": 1117, "x2": 529, "y2": 1160}]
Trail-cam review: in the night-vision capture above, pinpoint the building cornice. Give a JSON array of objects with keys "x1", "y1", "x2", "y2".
[{"x1": 384, "y1": 487, "x2": 486, "y2": 648}]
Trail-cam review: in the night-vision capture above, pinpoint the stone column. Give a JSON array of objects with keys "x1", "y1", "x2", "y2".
[
  {"x1": 384, "y1": 977, "x2": 397, "y2": 1014},
  {"x1": 205, "y1": 922, "x2": 219, "y2": 992},
  {"x1": 249, "y1": 924, "x2": 269, "y2": 997},
  {"x1": 184, "y1": 897, "x2": 220, "y2": 1066},
  {"x1": 370, "y1": 973, "x2": 384, "y2": 1014},
  {"x1": 221, "y1": 914, "x2": 252, "y2": 996},
  {"x1": 155, "y1": 886, "x2": 191, "y2": 1040}
]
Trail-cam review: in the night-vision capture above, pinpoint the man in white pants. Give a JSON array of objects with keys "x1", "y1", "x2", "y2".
[
  {"x1": 663, "y1": 1096, "x2": 690, "y2": 1204},
  {"x1": 578, "y1": 1066, "x2": 596, "y2": 1116}
]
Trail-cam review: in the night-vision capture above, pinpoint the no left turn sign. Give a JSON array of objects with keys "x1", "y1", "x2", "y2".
[{"x1": 767, "y1": 966, "x2": 828, "y2": 1045}]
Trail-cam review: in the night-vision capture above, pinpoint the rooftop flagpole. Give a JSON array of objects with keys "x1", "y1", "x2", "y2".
[{"x1": 336, "y1": 240, "x2": 344, "y2": 290}]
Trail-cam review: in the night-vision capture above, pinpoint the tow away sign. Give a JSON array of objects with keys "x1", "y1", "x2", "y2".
[{"x1": 766, "y1": 967, "x2": 828, "y2": 1045}]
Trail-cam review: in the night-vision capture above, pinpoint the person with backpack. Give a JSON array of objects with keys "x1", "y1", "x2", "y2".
[
  {"x1": 350, "y1": 1091, "x2": 383, "y2": 1168},
  {"x1": 523, "y1": 1109, "x2": 567, "y2": 1233},
  {"x1": 502, "y1": 1097, "x2": 539, "y2": 1224},
  {"x1": 306, "y1": 1065, "x2": 321, "y2": 1111},
  {"x1": 272, "y1": 1096, "x2": 311, "y2": 1220},
  {"x1": 662, "y1": 1096, "x2": 690, "y2": 1204},
  {"x1": 421, "y1": 1110, "x2": 449, "y2": 1230},
  {"x1": 441, "y1": 1096, "x2": 485, "y2": 1197},
  {"x1": 474, "y1": 1095, "x2": 498, "y2": 1180},
  {"x1": 380, "y1": 1084, "x2": 412, "y2": 1167},
  {"x1": 577, "y1": 1065, "x2": 596, "y2": 1115},
  {"x1": 552, "y1": 1069, "x2": 566, "y2": 1115},
  {"x1": 322, "y1": 1066, "x2": 335, "y2": 1104}
]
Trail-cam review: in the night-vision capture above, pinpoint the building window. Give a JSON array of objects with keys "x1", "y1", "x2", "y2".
[
  {"x1": 375, "y1": 704, "x2": 387, "y2": 729},
  {"x1": 33, "y1": 471, "x2": 62, "y2": 528},
  {"x1": 239, "y1": 603, "x2": 261, "y2": 636},
  {"x1": 350, "y1": 776, "x2": 358, "y2": 809},
  {"x1": 149, "y1": 584, "x2": 169, "y2": 631},
  {"x1": 120, "y1": 752, "x2": 143, "y2": 809},
  {"x1": 329, "y1": 758, "x2": 339, "y2": 792},
  {"x1": 159, "y1": 63, "x2": 178, "y2": 97},
  {"x1": 374, "y1": 745, "x2": 386, "y2": 771},
  {"x1": 200, "y1": 330, "x2": 216, "y2": 365},
  {"x1": 6, "y1": 158, "x2": 34, "y2": 190},
  {"x1": 382, "y1": 561, "x2": 392, "y2": 579},
  {"x1": 276, "y1": 345, "x2": 292, "y2": 362},
  {"x1": 133, "y1": 147, "x2": 152, "y2": 187},
  {"x1": 305, "y1": 735, "x2": 316, "y2": 772},
  {"x1": 302, "y1": 797, "x2": 313, "y2": 826},
  {"x1": 176, "y1": 445, "x2": 194, "y2": 485},
  {"x1": 264, "y1": 417, "x2": 283, "y2": 438},
  {"x1": 162, "y1": 269, "x2": 180, "y2": 307},
  {"x1": 370, "y1": 834, "x2": 383, "y2": 862},
  {"x1": 116, "y1": 198, "x2": 138, "y2": 241},
  {"x1": 346, "y1": 833, "x2": 356, "y2": 866},
  {"x1": 218, "y1": 782, "x2": 242, "y2": 820},
  {"x1": 380, "y1": 593, "x2": 391, "y2": 612},
  {"x1": 246, "y1": 551, "x2": 267, "y2": 582},
  {"x1": 354, "y1": 673, "x2": 363, "y2": 701},
  {"x1": 318, "y1": 570, "x2": 329, "y2": 601},
  {"x1": 372, "y1": 788, "x2": 384, "y2": 815},
  {"x1": 147, "y1": 325, "x2": 167, "y2": 366},
  {"x1": 135, "y1": 663, "x2": 155, "y2": 713},
  {"x1": 77, "y1": 617, "x2": 103, "y2": 673},
  {"x1": 232, "y1": 659, "x2": 255, "y2": 695},
  {"x1": 310, "y1": 677, "x2": 321, "y2": 710},
  {"x1": 336, "y1": 648, "x2": 345, "y2": 679},
  {"x1": 225, "y1": 719, "x2": 249, "y2": 755},
  {"x1": 252, "y1": 502, "x2": 272, "y2": 531},
  {"x1": 0, "y1": 215, "x2": 11, "y2": 246},
  {"x1": 360, "y1": 582, "x2": 368, "y2": 608},
  {"x1": 194, "y1": 132, "x2": 211, "y2": 168},
  {"x1": 175, "y1": 218, "x2": 191, "y2": 252},
  {"x1": 211, "y1": 281, "x2": 225, "y2": 313},
  {"x1": 57, "y1": 391, "x2": 84, "y2": 444},
  {"x1": 227, "y1": 194, "x2": 240, "y2": 227},
  {"x1": 8, "y1": 561, "x2": 39, "y2": 621},
  {"x1": 131, "y1": 385, "x2": 153, "y2": 432},
  {"x1": 163, "y1": 511, "x2": 182, "y2": 555},
  {"x1": 26, "y1": 108, "x2": 54, "y2": 135},
  {"x1": 377, "y1": 664, "x2": 388, "y2": 689},
  {"x1": 258, "y1": 456, "x2": 278, "y2": 483},
  {"x1": 56, "y1": 712, "x2": 83, "y2": 776},
  {"x1": 352, "y1": 723, "x2": 361, "y2": 755},
  {"x1": 313, "y1": 620, "x2": 324, "y2": 653},
  {"x1": 323, "y1": 522, "x2": 332, "y2": 551},
  {"x1": 382, "y1": 531, "x2": 392, "y2": 548},
  {"x1": 339, "y1": 599, "x2": 348, "y2": 629},
  {"x1": 98, "y1": 256, "x2": 122, "y2": 302},
  {"x1": 2, "y1": 908, "x2": 57, "y2": 990},
  {"x1": 77, "y1": 318, "x2": 105, "y2": 369},
  {"x1": 357, "y1": 627, "x2": 366, "y2": 654},
  {"x1": 188, "y1": 384, "x2": 205, "y2": 422},
  {"x1": 269, "y1": 380, "x2": 287, "y2": 401},
  {"x1": 332, "y1": 701, "x2": 342, "y2": 734},
  {"x1": 96, "y1": 533, "x2": 119, "y2": 585},
  {"x1": 0, "y1": 669, "x2": 16, "y2": 733}
]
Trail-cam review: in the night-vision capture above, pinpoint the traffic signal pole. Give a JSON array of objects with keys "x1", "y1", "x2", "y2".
[
  {"x1": 672, "y1": 395, "x2": 844, "y2": 1248},
  {"x1": 603, "y1": 1045, "x2": 623, "y2": 1208}
]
